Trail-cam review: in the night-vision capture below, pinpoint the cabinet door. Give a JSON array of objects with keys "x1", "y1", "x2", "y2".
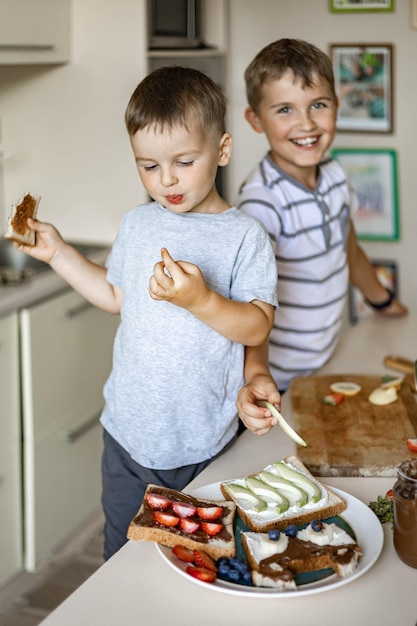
[
  {"x1": 0, "y1": 313, "x2": 22, "y2": 585},
  {"x1": 0, "y1": 445, "x2": 23, "y2": 585},
  {"x1": 0, "y1": 0, "x2": 70, "y2": 64},
  {"x1": 20, "y1": 290, "x2": 119, "y2": 571}
]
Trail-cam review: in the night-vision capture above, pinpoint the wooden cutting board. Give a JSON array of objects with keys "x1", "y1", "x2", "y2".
[{"x1": 290, "y1": 374, "x2": 417, "y2": 477}]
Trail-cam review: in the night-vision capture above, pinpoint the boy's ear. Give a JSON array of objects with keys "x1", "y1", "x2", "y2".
[
  {"x1": 218, "y1": 132, "x2": 232, "y2": 166},
  {"x1": 245, "y1": 107, "x2": 264, "y2": 134}
]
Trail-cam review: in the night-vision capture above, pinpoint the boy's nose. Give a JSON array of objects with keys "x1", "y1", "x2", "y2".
[
  {"x1": 160, "y1": 168, "x2": 178, "y2": 187},
  {"x1": 297, "y1": 110, "x2": 316, "y2": 131}
]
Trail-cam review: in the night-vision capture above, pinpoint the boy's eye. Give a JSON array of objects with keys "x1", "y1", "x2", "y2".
[
  {"x1": 178, "y1": 160, "x2": 194, "y2": 167},
  {"x1": 277, "y1": 106, "x2": 291, "y2": 114},
  {"x1": 142, "y1": 164, "x2": 157, "y2": 171},
  {"x1": 312, "y1": 102, "x2": 326, "y2": 110}
]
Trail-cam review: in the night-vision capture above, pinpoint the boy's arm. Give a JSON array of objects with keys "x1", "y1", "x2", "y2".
[
  {"x1": 347, "y1": 222, "x2": 408, "y2": 317},
  {"x1": 236, "y1": 342, "x2": 281, "y2": 436},
  {"x1": 17, "y1": 219, "x2": 122, "y2": 314},
  {"x1": 150, "y1": 248, "x2": 274, "y2": 345}
]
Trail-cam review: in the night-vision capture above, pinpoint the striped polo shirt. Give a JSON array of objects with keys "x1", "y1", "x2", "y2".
[{"x1": 237, "y1": 154, "x2": 357, "y2": 391}]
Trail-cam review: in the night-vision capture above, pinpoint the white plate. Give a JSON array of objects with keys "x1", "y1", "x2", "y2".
[{"x1": 156, "y1": 482, "x2": 384, "y2": 597}]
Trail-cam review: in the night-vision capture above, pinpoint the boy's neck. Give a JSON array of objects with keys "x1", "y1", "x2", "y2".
[{"x1": 269, "y1": 154, "x2": 319, "y2": 190}]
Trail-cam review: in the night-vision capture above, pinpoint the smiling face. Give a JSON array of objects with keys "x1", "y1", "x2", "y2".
[
  {"x1": 245, "y1": 70, "x2": 338, "y2": 189},
  {"x1": 130, "y1": 119, "x2": 231, "y2": 215}
]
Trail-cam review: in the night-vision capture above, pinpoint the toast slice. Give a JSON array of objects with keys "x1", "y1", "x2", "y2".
[
  {"x1": 220, "y1": 456, "x2": 346, "y2": 532},
  {"x1": 5, "y1": 193, "x2": 40, "y2": 246},
  {"x1": 242, "y1": 523, "x2": 362, "y2": 589},
  {"x1": 127, "y1": 483, "x2": 236, "y2": 560}
]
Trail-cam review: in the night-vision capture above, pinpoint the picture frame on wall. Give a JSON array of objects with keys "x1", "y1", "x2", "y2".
[
  {"x1": 330, "y1": 0, "x2": 395, "y2": 12},
  {"x1": 330, "y1": 43, "x2": 393, "y2": 133},
  {"x1": 332, "y1": 148, "x2": 399, "y2": 241},
  {"x1": 349, "y1": 260, "x2": 398, "y2": 324}
]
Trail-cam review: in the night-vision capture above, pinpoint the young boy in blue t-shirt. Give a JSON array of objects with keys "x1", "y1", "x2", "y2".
[{"x1": 16, "y1": 66, "x2": 278, "y2": 558}]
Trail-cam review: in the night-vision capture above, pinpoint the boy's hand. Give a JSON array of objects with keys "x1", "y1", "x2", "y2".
[
  {"x1": 377, "y1": 298, "x2": 408, "y2": 318},
  {"x1": 236, "y1": 374, "x2": 281, "y2": 436},
  {"x1": 15, "y1": 218, "x2": 65, "y2": 265},
  {"x1": 149, "y1": 247, "x2": 210, "y2": 310}
]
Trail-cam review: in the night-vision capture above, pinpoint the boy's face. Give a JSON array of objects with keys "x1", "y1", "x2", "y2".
[
  {"x1": 130, "y1": 120, "x2": 231, "y2": 214},
  {"x1": 245, "y1": 70, "x2": 338, "y2": 187}
]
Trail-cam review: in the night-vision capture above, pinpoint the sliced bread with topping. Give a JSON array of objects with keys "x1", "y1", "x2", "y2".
[
  {"x1": 127, "y1": 483, "x2": 236, "y2": 560},
  {"x1": 242, "y1": 522, "x2": 362, "y2": 589},
  {"x1": 220, "y1": 456, "x2": 346, "y2": 533},
  {"x1": 5, "y1": 193, "x2": 40, "y2": 246}
]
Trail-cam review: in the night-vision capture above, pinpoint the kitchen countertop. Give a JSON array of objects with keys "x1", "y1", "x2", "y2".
[
  {"x1": 0, "y1": 246, "x2": 110, "y2": 316},
  {"x1": 40, "y1": 314, "x2": 417, "y2": 626}
]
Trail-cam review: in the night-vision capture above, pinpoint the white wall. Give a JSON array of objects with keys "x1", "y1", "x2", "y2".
[
  {"x1": 0, "y1": 0, "x2": 147, "y2": 244},
  {"x1": 226, "y1": 0, "x2": 417, "y2": 314}
]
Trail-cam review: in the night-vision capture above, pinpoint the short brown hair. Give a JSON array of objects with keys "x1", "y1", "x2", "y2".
[
  {"x1": 245, "y1": 39, "x2": 336, "y2": 113},
  {"x1": 125, "y1": 66, "x2": 227, "y2": 140}
]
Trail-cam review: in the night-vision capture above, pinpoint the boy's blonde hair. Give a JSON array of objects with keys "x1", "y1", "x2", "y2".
[
  {"x1": 125, "y1": 65, "x2": 226, "y2": 140},
  {"x1": 245, "y1": 39, "x2": 336, "y2": 113}
]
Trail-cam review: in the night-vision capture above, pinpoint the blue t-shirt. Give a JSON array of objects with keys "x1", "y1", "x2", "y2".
[{"x1": 100, "y1": 202, "x2": 277, "y2": 470}]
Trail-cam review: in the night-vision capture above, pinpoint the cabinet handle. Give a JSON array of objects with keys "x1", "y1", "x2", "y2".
[
  {"x1": 59, "y1": 301, "x2": 92, "y2": 320},
  {"x1": 0, "y1": 44, "x2": 55, "y2": 51},
  {"x1": 62, "y1": 412, "x2": 101, "y2": 443}
]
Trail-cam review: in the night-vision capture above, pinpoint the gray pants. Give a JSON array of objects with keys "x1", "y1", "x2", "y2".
[{"x1": 101, "y1": 429, "x2": 237, "y2": 560}]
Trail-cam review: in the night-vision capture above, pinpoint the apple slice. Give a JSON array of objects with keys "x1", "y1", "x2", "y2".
[{"x1": 266, "y1": 402, "x2": 307, "y2": 447}]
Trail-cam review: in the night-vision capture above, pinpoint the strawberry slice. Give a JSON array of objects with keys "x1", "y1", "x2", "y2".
[
  {"x1": 406, "y1": 438, "x2": 417, "y2": 453},
  {"x1": 145, "y1": 493, "x2": 171, "y2": 510},
  {"x1": 180, "y1": 518, "x2": 200, "y2": 534},
  {"x1": 193, "y1": 549, "x2": 217, "y2": 572},
  {"x1": 386, "y1": 489, "x2": 394, "y2": 500},
  {"x1": 196, "y1": 506, "x2": 223, "y2": 520},
  {"x1": 172, "y1": 501, "x2": 197, "y2": 518},
  {"x1": 172, "y1": 545, "x2": 195, "y2": 563},
  {"x1": 201, "y1": 522, "x2": 223, "y2": 537},
  {"x1": 186, "y1": 565, "x2": 216, "y2": 583},
  {"x1": 154, "y1": 511, "x2": 179, "y2": 527}
]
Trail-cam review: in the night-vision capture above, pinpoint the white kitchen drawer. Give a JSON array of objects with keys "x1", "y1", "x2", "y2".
[
  {"x1": 20, "y1": 288, "x2": 119, "y2": 571},
  {"x1": 24, "y1": 402, "x2": 104, "y2": 571},
  {"x1": 0, "y1": 312, "x2": 20, "y2": 444},
  {"x1": 0, "y1": 443, "x2": 23, "y2": 586},
  {"x1": 20, "y1": 289, "x2": 119, "y2": 437}
]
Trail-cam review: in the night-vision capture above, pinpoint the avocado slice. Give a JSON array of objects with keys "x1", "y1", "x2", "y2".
[
  {"x1": 258, "y1": 472, "x2": 308, "y2": 508},
  {"x1": 272, "y1": 462, "x2": 322, "y2": 503},
  {"x1": 223, "y1": 482, "x2": 268, "y2": 512},
  {"x1": 245, "y1": 477, "x2": 289, "y2": 513}
]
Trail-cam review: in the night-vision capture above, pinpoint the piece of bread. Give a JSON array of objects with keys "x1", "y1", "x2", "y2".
[
  {"x1": 242, "y1": 523, "x2": 362, "y2": 589},
  {"x1": 220, "y1": 456, "x2": 346, "y2": 533},
  {"x1": 127, "y1": 483, "x2": 236, "y2": 560},
  {"x1": 5, "y1": 193, "x2": 40, "y2": 246}
]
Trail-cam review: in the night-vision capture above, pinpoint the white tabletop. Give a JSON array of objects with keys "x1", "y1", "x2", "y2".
[{"x1": 41, "y1": 314, "x2": 417, "y2": 626}]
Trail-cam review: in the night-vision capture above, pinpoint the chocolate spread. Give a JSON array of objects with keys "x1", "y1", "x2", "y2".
[
  {"x1": 258, "y1": 536, "x2": 360, "y2": 582},
  {"x1": 11, "y1": 194, "x2": 37, "y2": 234},
  {"x1": 133, "y1": 486, "x2": 232, "y2": 544},
  {"x1": 393, "y1": 459, "x2": 417, "y2": 568}
]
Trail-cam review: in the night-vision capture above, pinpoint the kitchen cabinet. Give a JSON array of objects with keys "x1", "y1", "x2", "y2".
[
  {"x1": 0, "y1": 312, "x2": 23, "y2": 586},
  {"x1": 0, "y1": 0, "x2": 70, "y2": 65},
  {"x1": 20, "y1": 289, "x2": 119, "y2": 572}
]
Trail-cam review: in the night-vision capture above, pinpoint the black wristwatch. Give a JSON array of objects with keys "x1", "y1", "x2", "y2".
[{"x1": 365, "y1": 289, "x2": 395, "y2": 310}]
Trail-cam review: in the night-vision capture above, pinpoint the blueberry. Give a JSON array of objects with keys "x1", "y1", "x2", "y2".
[
  {"x1": 217, "y1": 563, "x2": 231, "y2": 578},
  {"x1": 268, "y1": 529, "x2": 280, "y2": 541},
  {"x1": 284, "y1": 524, "x2": 298, "y2": 537},
  {"x1": 311, "y1": 519, "x2": 324, "y2": 532},
  {"x1": 233, "y1": 560, "x2": 248, "y2": 574},
  {"x1": 242, "y1": 570, "x2": 253, "y2": 584},
  {"x1": 228, "y1": 568, "x2": 241, "y2": 582},
  {"x1": 216, "y1": 557, "x2": 228, "y2": 567}
]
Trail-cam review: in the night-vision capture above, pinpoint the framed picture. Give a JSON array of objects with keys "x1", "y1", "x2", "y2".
[
  {"x1": 330, "y1": 44, "x2": 393, "y2": 133},
  {"x1": 332, "y1": 148, "x2": 399, "y2": 241},
  {"x1": 349, "y1": 260, "x2": 398, "y2": 324},
  {"x1": 330, "y1": 0, "x2": 395, "y2": 12}
]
